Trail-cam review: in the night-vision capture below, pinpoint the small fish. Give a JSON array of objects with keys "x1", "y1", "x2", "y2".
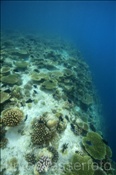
[
  {"x1": 59, "y1": 116, "x2": 63, "y2": 122},
  {"x1": 34, "y1": 90, "x2": 38, "y2": 94},
  {"x1": 26, "y1": 99, "x2": 33, "y2": 103},
  {"x1": 24, "y1": 115, "x2": 28, "y2": 121},
  {"x1": 61, "y1": 143, "x2": 68, "y2": 153},
  {"x1": 65, "y1": 115, "x2": 69, "y2": 121},
  {"x1": 70, "y1": 123, "x2": 75, "y2": 131},
  {"x1": 33, "y1": 84, "x2": 37, "y2": 88}
]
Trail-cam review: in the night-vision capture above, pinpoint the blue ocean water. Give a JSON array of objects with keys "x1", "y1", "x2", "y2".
[{"x1": 1, "y1": 1, "x2": 116, "y2": 161}]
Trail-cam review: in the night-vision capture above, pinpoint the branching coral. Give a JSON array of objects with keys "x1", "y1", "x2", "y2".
[
  {"x1": 31, "y1": 118, "x2": 54, "y2": 146},
  {"x1": 34, "y1": 156, "x2": 52, "y2": 173},
  {"x1": 25, "y1": 153, "x2": 36, "y2": 165},
  {"x1": 47, "y1": 146, "x2": 59, "y2": 164}
]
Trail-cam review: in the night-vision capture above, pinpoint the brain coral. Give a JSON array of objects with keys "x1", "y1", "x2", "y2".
[
  {"x1": 82, "y1": 131, "x2": 106, "y2": 160},
  {"x1": 1, "y1": 108, "x2": 24, "y2": 127}
]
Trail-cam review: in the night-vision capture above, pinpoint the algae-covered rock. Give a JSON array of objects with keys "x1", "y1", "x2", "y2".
[
  {"x1": 0, "y1": 91, "x2": 11, "y2": 104},
  {"x1": 63, "y1": 154, "x2": 94, "y2": 175},
  {"x1": 1, "y1": 74, "x2": 21, "y2": 85},
  {"x1": 82, "y1": 132, "x2": 106, "y2": 160}
]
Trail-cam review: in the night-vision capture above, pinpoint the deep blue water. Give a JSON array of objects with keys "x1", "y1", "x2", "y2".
[{"x1": 1, "y1": 1, "x2": 116, "y2": 160}]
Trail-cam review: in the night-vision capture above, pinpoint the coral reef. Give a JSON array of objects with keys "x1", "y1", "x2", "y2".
[{"x1": 0, "y1": 31, "x2": 115, "y2": 175}]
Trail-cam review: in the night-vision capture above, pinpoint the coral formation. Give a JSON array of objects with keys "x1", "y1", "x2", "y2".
[
  {"x1": 63, "y1": 154, "x2": 94, "y2": 175},
  {"x1": 0, "y1": 91, "x2": 11, "y2": 104},
  {"x1": 94, "y1": 168, "x2": 107, "y2": 175},
  {"x1": 25, "y1": 153, "x2": 36, "y2": 165},
  {"x1": 31, "y1": 118, "x2": 54, "y2": 146},
  {"x1": 0, "y1": 120, "x2": 8, "y2": 148},
  {"x1": 41, "y1": 79, "x2": 57, "y2": 90},
  {"x1": 47, "y1": 146, "x2": 59, "y2": 163},
  {"x1": 82, "y1": 132, "x2": 106, "y2": 160},
  {"x1": 1, "y1": 74, "x2": 21, "y2": 85},
  {"x1": 1, "y1": 108, "x2": 24, "y2": 127},
  {"x1": 30, "y1": 72, "x2": 48, "y2": 82},
  {"x1": 15, "y1": 61, "x2": 28, "y2": 69},
  {"x1": 106, "y1": 145, "x2": 112, "y2": 158},
  {"x1": 34, "y1": 156, "x2": 52, "y2": 173},
  {"x1": 1, "y1": 66, "x2": 11, "y2": 74}
]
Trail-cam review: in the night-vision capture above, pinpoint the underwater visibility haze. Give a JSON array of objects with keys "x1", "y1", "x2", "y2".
[{"x1": 1, "y1": 1, "x2": 116, "y2": 175}]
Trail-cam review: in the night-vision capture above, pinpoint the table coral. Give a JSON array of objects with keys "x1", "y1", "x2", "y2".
[
  {"x1": 82, "y1": 132, "x2": 106, "y2": 160},
  {"x1": 0, "y1": 91, "x2": 11, "y2": 104}
]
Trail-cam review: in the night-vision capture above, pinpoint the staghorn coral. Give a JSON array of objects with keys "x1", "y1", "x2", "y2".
[{"x1": 1, "y1": 108, "x2": 24, "y2": 127}]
